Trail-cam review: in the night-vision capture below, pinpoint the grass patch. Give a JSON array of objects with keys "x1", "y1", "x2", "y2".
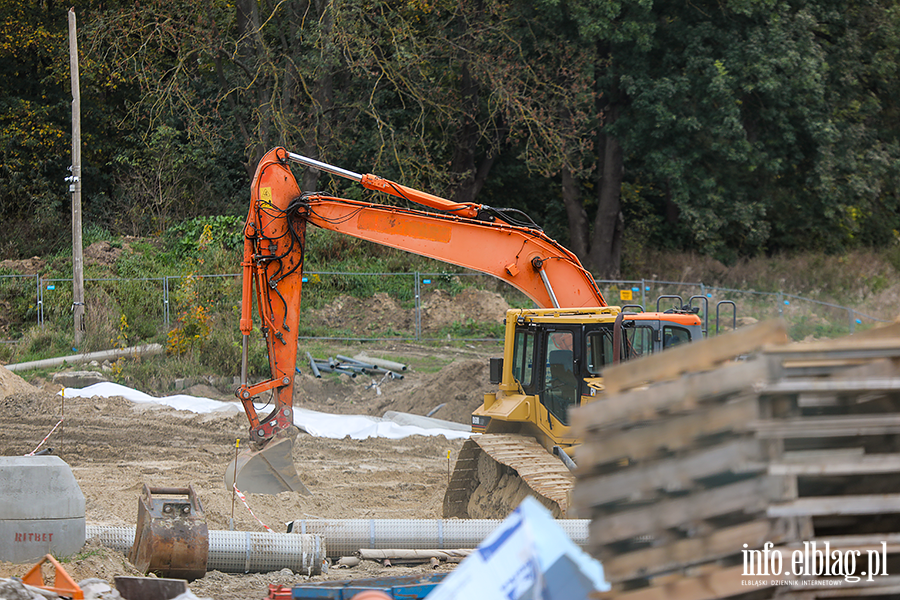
[{"x1": 3, "y1": 227, "x2": 900, "y2": 388}]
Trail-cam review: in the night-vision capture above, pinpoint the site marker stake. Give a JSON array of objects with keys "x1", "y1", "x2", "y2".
[
  {"x1": 447, "y1": 450, "x2": 451, "y2": 485},
  {"x1": 230, "y1": 438, "x2": 239, "y2": 530}
]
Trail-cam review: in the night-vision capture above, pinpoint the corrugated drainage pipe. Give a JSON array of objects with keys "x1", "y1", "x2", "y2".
[
  {"x1": 286, "y1": 518, "x2": 591, "y2": 558},
  {"x1": 85, "y1": 526, "x2": 325, "y2": 575}
]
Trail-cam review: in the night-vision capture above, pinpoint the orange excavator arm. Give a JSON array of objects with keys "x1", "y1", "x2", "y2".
[{"x1": 236, "y1": 147, "x2": 605, "y2": 446}]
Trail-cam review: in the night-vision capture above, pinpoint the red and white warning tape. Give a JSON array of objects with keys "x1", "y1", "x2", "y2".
[
  {"x1": 232, "y1": 484, "x2": 273, "y2": 532},
  {"x1": 25, "y1": 417, "x2": 64, "y2": 457}
]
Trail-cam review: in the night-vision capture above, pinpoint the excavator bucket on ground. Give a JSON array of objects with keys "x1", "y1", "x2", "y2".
[
  {"x1": 224, "y1": 436, "x2": 310, "y2": 495},
  {"x1": 129, "y1": 485, "x2": 208, "y2": 581}
]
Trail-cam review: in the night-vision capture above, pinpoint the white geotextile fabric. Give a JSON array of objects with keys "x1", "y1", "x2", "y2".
[{"x1": 62, "y1": 382, "x2": 470, "y2": 441}]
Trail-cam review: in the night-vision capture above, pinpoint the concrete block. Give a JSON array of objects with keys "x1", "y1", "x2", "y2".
[
  {"x1": 52, "y1": 370, "x2": 109, "y2": 388},
  {"x1": 0, "y1": 456, "x2": 86, "y2": 562}
]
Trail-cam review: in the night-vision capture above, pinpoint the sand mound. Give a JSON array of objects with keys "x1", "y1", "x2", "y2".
[
  {"x1": 382, "y1": 358, "x2": 492, "y2": 423},
  {"x1": 0, "y1": 365, "x2": 35, "y2": 400},
  {"x1": 420, "y1": 288, "x2": 508, "y2": 333}
]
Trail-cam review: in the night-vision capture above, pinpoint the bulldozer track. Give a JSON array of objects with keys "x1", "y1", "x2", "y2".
[{"x1": 443, "y1": 433, "x2": 575, "y2": 518}]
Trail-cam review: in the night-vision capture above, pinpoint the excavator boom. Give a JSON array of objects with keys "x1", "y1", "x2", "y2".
[{"x1": 299, "y1": 197, "x2": 603, "y2": 309}]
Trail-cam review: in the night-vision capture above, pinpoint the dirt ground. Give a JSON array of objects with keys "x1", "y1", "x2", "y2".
[{"x1": 0, "y1": 294, "x2": 507, "y2": 599}]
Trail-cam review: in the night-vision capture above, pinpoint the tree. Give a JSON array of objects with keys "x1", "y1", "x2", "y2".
[
  {"x1": 3, "y1": 0, "x2": 898, "y2": 266},
  {"x1": 573, "y1": 0, "x2": 900, "y2": 265},
  {"x1": 0, "y1": 1, "x2": 79, "y2": 256}
]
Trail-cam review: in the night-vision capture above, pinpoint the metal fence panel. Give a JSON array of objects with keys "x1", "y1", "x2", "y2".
[{"x1": 0, "y1": 273, "x2": 891, "y2": 346}]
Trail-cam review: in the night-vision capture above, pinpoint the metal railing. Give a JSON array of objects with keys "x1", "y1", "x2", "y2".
[{"x1": 597, "y1": 278, "x2": 890, "y2": 336}]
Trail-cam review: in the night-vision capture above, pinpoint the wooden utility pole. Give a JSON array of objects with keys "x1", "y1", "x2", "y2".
[{"x1": 68, "y1": 8, "x2": 85, "y2": 345}]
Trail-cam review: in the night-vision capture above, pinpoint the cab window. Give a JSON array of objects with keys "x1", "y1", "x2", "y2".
[
  {"x1": 624, "y1": 325, "x2": 655, "y2": 358},
  {"x1": 512, "y1": 329, "x2": 535, "y2": 387},
  {"x1": 585, "y1": 329, "x2": 614, "y2": 375},
  {"x1": 543, "y1": 330, "x2": 577, "y2": 425},
  {"x1": 663, "y1": 325, "x2": 692, "y2": 349}
]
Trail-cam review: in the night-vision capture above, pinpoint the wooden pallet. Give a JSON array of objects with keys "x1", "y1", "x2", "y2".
[{"x1": 574, "y1": 320, "x2": 900, "y2": 600}]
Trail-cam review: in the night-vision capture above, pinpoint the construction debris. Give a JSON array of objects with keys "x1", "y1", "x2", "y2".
[
  {"x1": 112, "y1": 576, "x2": 186, "y2": 600},
  {"x1": 305, "y1": 353, "x2": 405, "y2": 381},
  {"x1": 425, "y1": 496, "x2": 606, "y2": 599},
  {"x1": 356, "y1": 549, "x2": 472, "y2": 566},
  {"x1": 20, "y1": 554, "x2": 84, "y2": 600},
  {"x1": 572, "y1": 319, "x2": 900, "y2": 600}
]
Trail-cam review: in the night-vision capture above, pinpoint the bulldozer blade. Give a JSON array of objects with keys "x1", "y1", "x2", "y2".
[{"x1": 224, "y1": 437, "x2": 310, "y2": 495}]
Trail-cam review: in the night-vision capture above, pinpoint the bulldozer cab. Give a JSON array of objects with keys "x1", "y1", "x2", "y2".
[
  {"x1": 507, "y1": 314, "x2": 702, "y2": 428},
  {"x1": 475, "y1": 308, "x2": 704, "y2": 443},
  {"x1": 508, "y1": 323, "x2": 584, "y2": 428}
]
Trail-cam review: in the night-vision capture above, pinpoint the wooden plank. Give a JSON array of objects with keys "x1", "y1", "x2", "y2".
[
  {"x1": 769, "y1": 453, "x2": 900, "y2": 476},
  {"x1": 772, "y1": 335, "x2": 900, "y2": 354},
  {"x1": 844, "y1": 321, "x2": 900, "y2": 341},
  {"x1": 761, "y1": 378, "x2": 900, "y2": 396},
  {"x1": 575, "y1": 394, "x2": 760, "y2": 469},
  {"x1": 599, "y1": 533, "x2": 900, "y2": 599},
  {"x1": 753, "y1": 414, "x2": 900, "y2": 439},
  {"x1": 589, "y1": 476, "x2": 780, "y2": 544},
  {"x1": 797, "y1": 393, "x2": 840, "y2": 407},
  {"x1": 591, "y1": 564, "x2": 773, "y2": 600},
  {"x1": 780, "y1": 576, "x2": 900, "y2": 593},
  {"x1": 801, "y1": 532, "x2": 900, "y2": 548},
  {"x1": 781, "y1": 448, "x2": 865, "y2": 462},
  {"x1": 600, "y1": 519, "x2": 789, "y2": 584},
  {"x1": 573, "y1": 439, "x2": 764, "y2": 510},
  {"x1": 765, "y1": 338, "x2": 900, "y2": 363},
  {"x1": 781, "y1": 361, "x2": 870, "y2": 378},
  {"x1": 597, "y1": 570, "x2": 900, "y2": 600},
  {"x1": 780, "y1": 356, "x2": 898, "y2": 380},
  {"x1": 768, "y1": 494, "x2": 900, "y2": 517},
  {"x1": 574, "y1": 357, "x2": 776, "y2": 434},
  {"x1": 800, "y1": 584, "x2": 900, "y2": 597},
  {"x1": 600, "y1": 319, "x2": 789, "y2": 396}
]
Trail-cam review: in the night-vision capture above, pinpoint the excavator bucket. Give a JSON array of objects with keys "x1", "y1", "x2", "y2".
[
  {"x1": 129, "y1": 485, "x2": 208, "y2": 581},
  {"x1": 224, "y1": 437, "x2": 310, "y2": 495}
]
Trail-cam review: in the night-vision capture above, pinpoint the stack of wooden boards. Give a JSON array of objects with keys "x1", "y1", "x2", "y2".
[{"x1": 571, "y1": 319, "x2": 900, "y2": 600}]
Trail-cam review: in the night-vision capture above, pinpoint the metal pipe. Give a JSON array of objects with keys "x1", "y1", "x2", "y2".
[
  {"x1": 307, "y1": 352, "x2": 321, "y2": 378},
  {"x1": 6, "y1": 344, "x2": 164, "y2": 372},
  {"x1": 537, "y1": 267, "x2": 560, "y2": 308},
  {"x1": 345, "y1": 355, "x2": 408, "y2": 373},
  {"x1": 83, "y1": 518, "x2": 592, "y2": 564},
  {"x1": 240, "y1": 335, "x2": 249, "y2": 387},
  {"x1": 286, "y1": 152, "x2": 362, "y2": 183},
  {"x1": 85, "y1": 526, "x2": 325, "y2": 575},
  {"x1": 552, "y1": 446, "x2": 578, "y2": 472}
]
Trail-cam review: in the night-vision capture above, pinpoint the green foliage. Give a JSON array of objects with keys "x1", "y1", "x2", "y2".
[
  {"x1": 83, "y1": 224, "x2": 114, "y2": 247},
  {"x1": 13, "y1": 326, "x2": 72, "y2": 364},
  {"x1": 167, "y1": 215, "x2": 245, "y2": 259},
  {"x1": 789, "y1": 314, "x2": 849, "y2": 342},
  {"x1": 2, "y1": 0, "x2": 900, "y2": 276},
  {"x1": 438, "y1": 319, "x2": 505, "y2": 340},
  {"x1": 166, "y1": 274, "x2": 211, "y2": 356}
]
